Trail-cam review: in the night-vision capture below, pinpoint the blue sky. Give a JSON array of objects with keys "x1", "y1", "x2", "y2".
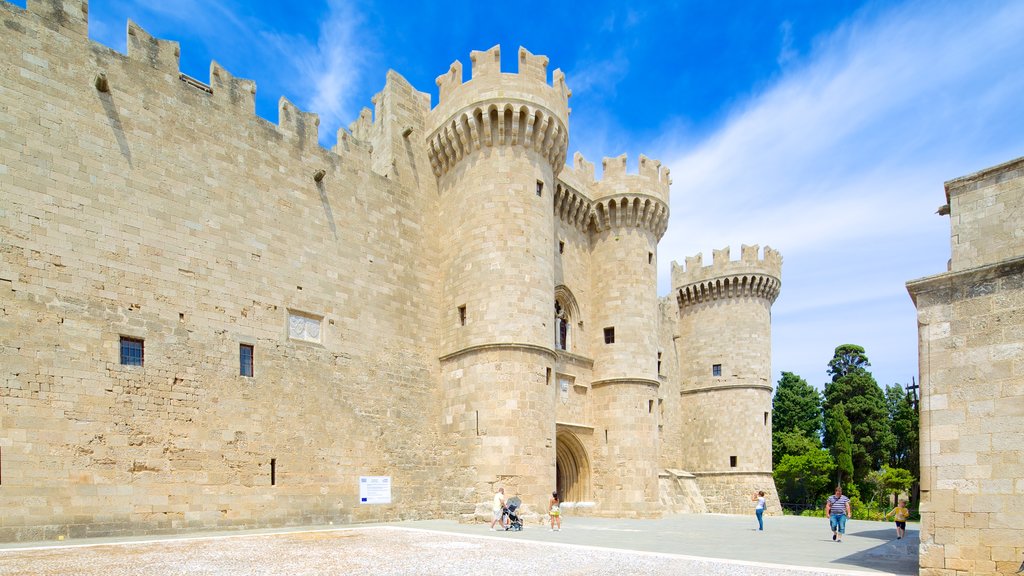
[{"x1": 18, "y1": 0, "x2": 1023, "y2": 390}]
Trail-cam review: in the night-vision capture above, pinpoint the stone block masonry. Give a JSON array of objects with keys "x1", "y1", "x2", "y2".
[{"x1": 908, "y1": 156, "x2": 1024, "y2": 576}]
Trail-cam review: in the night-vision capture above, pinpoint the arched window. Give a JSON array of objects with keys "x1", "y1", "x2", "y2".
[
  {"x1": 554, "y1": 285, "x2": 581, "y2": 353},
  {"x1": 555, "y1": 301, "x2": 569, "y2": 351}
]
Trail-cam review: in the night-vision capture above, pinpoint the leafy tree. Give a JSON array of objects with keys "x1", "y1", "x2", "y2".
[
  {"x1": 826, "y1": 344, "x2": 871, "y2": 382},
  {"x1": 773, "y1": 429, "x2": 822, "y2": 467},
  {"x1": 864, "y1": 465, "x2": 915, "y2": 507},
  {"x1": 822, "y1": 345, "x2": 894, "y2": 484},
  {"x1": 772, "y1": 372, "x2": 822, "y2": 440},
  {"x1": 774, "y1": 449, "x2": 836, "y2": 511},
  {"x1": 885, "y1": 383, "x2": 919, "y2": 477},
  {"x1": 881, "y1": 465, "x2": 915, "y2": 496},
  {"x1": 824, "y1": 403, "x2": 854, "y2": 486}
]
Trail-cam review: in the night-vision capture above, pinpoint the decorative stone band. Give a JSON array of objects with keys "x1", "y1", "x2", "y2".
[
  {"x1": 553, "y1": 185, "x2": 670, "y2": 239},
  {"x1": 691, "y1": 470, "x2": 775, "y2": 477},
  {"x1": 907, "y1": 254, "x2": 1024, "y2": 308},
  {"x1": 590, "y1": 377, "x2": 661, "y2": 389},
  {"x1": 427, "y1": 100, "x2": 568, "y2": 178},
  {"x1": 438, "y1": 342, "x2": 558, "y2": 363},
  {"x1": 676, "y1": 273, "x2": 781, "y2": 308},
  {"x1": 679, "y1": 383, "x2": 774, "y2": 396},
  {"x1": 592, "y1": 194, "x2": 669, "y2": 238}
]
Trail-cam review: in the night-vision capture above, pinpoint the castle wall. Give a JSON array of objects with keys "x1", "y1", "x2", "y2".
[
  {"x1": 908, "y1": 156, "x2": 1024, "y2": 576},
  {"x1": 0, "y1": 1, "x2": 447, "y2": 540}
]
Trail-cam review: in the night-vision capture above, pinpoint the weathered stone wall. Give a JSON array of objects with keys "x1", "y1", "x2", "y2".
[
  {"x1": 946, "y1": 157, "x2": 1024, "y2": 273},
  {"x1": 0, "y1": 0, "x2": 445, "y2": 540},
  {"x1": 908, "y1": 156, "x2": 1024, "y2": 576}
]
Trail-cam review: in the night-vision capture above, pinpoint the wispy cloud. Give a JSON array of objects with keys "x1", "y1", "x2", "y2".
[
  {"x1": 263, "y1": 0, "x2": 368, "y2": 145},
  {"x1": 567, "y1": 52, "x2": 630, "y2": 99},
  {"x1": 657, "y1": 0, "x2": 1024, "y2": 386},
  {"x1": 776, "y1": 20, "x2": 797, "y2": 67}
]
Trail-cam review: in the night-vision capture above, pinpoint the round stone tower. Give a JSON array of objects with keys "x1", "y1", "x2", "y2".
[
  {"x1": 672, "y1": 245, "x2": 782, "y2": 514},
  {"x1": 426, "y1": 46, "x2": 570, "y2": 511},
  {"x1": 588, "y1": 154, "x2": 670, "y2": 517}
]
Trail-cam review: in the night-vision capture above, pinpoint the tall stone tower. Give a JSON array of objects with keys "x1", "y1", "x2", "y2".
[
  {"x1": 427, "y1": 46, "x2": 570, "y2": 510},
  {"x1": 671, "y1": 245, "x2": 782, "y2": 513},
  {"x1": 588, "y1": 155, "x2": 670, "y2": 516}
]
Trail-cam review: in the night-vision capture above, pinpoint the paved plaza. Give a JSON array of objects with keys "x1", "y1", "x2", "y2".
[{"x1": 0, "y1": 514, "x2": 917, "y2": 575}]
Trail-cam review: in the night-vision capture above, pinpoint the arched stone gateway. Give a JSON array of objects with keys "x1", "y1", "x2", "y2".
[{"x1": 555, "y1": 430, "x2": 591, "y2": 504}]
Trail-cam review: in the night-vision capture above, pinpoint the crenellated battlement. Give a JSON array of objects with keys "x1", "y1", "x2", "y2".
[
  {"x1": 596, "y1": 154, "x2": 672, "y2": 203},
  {"x1": 4, "y1": 0, "x2": 424, "y2": 172},
  {"x1": 672, "y1": 245, "x2": 782, "y2": 307},
  {"x1": 426, "y1": 46, "x2": 571, "y2": 179},
  {"x1": 432, "y1": 45, "x2": 570, "y2": 113},
  {"x1": 560, "y1": 152, "x2": 671, "y2": 204}
]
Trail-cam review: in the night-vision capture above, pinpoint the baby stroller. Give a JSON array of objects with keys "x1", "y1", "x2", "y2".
[{"x1": 503, "y1": 496, "x2": 523, "y2": 531}]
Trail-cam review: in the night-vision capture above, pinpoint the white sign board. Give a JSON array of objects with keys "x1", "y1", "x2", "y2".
[{"x1": 359, "y1": 476, "x2": 392, "y2": 504}]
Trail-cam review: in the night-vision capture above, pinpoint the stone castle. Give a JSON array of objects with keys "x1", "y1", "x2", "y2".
[{"x1": 0, "y1": 0, "x2": 783, "y2": 541}]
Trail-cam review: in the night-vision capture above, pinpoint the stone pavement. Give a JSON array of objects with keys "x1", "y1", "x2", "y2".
[
  {"x1": 400, "y1": 513, "x2": 918, "y2": 575},
  {"x1": 0, "y1": 514, "x2": 918, "y2": 575}
]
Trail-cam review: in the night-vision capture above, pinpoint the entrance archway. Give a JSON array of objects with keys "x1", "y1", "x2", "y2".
[{"x1": 555, "y1": 430, "x2": 591, "y2": 503}]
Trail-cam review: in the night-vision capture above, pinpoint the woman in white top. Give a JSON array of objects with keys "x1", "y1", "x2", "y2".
[{"x1": 752, "y1": 491, "x2": 766, "y2": 531}]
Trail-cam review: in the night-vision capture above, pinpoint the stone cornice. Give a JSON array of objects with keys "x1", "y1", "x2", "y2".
[
  {"x1": 439, "y1": 342, "x2": 557, "y2": 363},
  {"x1": 591, "y1": 377, "x2": 660, "y2": 389},
  {"x1": 906, "y1": 254, "x2": 1024, "y2": 306},
  {"x1": 679, "y1": 383, "x2": 773, "y2": 396}
]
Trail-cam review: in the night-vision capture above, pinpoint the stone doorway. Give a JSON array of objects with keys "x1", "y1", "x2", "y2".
[{"x1": 555, "y1": 429, "x2": 591, "y2": 503}]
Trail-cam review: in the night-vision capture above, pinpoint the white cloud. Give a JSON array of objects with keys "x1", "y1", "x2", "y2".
[
  {"x1": 776, "y1": 20, "x2": 797, "y2": 67},
  {"x1": 567, "y1": 52, "x2": 630, "y2": 99},
  {"x1": 656, "y1": 0, "x2": 1024, "y2": 387},
  {"x1": 262, "y1": 0, "x2": 367, "y2": 145}
]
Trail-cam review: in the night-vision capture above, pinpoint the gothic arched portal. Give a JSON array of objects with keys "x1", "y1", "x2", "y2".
[{"x1": 555, "y1": 429, "x2": 591, "y2": 503}]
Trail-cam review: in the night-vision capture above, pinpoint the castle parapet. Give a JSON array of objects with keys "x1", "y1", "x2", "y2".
[
  {"x1": 426, "y1": 45, "x2": 570, "y2": 178},
  {"x1": 26, "y1": 0, "x2": 88, "y2": 37},
  {"x1": 278, "y1": 97, "x2": 320, "y2": 148},
  {"x1": 672, "y1": 245, "x2": 782, "y2": 307},
  {"x1": 594, "y1": 153, "x2": 671, "y2": 204},
  {"x1": 127, "y1": 20, "x2": 180, "y2": 74},
  {"x1": 210, "y1": 61, "x2": 256, "y2": 114}
]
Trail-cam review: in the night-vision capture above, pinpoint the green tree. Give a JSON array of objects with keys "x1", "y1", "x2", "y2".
[
  {"x1": 822, "y1": 345, "x2": 894, "y2": 485},
  {"x1": 864, "y1": 465, "x2": 915, "y2": 507},
  {"x1": 885, "y1": 383, "x2": 919, "y2": 478},
  {"x1": 881, "y1": 465, "x2": 915, "y2": 499},
  {"x1": 773, "y1": 429, "x2": 822, "y2": 467},
  {"x1": 772, "y1": 372, "x2": 822, "y2": 439},
  {"x1": 774, "y1": 449, "x2": 836, "y2": 511},
  {"x1": 826, "y1": 344, "x2": 871, "y2": 382},
  {"x1": 824, "y1": 403, "x2": 854, "y2": 486}
]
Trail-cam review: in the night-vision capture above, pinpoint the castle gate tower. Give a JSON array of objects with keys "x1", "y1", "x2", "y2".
[
  {"x1": 588, "y1": 155, "x2": 670, "y2": 517},
  {"x1": 672, "y1": 245, "x2": 782, "y2": 513},
  {"x1": 427, "y1": 46, "x2": 570, "y2": 511}
]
